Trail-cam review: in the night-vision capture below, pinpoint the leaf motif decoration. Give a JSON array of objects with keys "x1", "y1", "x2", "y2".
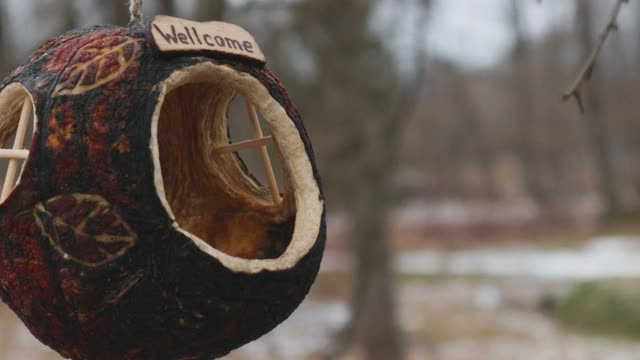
[
  {"x1": 52, "y1": 37, "x2": 139, "y2": 97},
  {"x1": 33, "y1": 194, "x2": 138, "y2": 267}
]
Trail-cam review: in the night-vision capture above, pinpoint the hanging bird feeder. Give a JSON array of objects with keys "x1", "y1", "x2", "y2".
[{"x1": 0, "y1": 1, "x2": 325, "y2": 359}]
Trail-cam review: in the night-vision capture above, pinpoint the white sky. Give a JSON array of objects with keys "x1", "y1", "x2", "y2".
[
  {"x1": 374, "y1": 0, "x2": 576, "y2": 71},
  {"x1": 427, "y1": 0, "x2": 574, "y2": 69}
]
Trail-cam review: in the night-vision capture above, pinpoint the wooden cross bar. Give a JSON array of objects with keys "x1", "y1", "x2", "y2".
[
  {"x1": 1, "y1": 98, "x2": 32, "y2": 202},
  {"x1": 214, "y1": 99, "x2": 281, "y2": 204},
  {"x1": 0, "y1": 149, "x2": 29, "y2": 160},
  {"x1": 245, "y1": 100, "x2": 281, "y2": 203},
  {"x1": 215, "y1": 136, "x2": 273, "y2": 155}
]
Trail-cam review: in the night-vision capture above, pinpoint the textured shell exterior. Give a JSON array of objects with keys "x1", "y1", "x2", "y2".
[{"x1": 0, "y1": 25, "x2": 325, "y2": 360}]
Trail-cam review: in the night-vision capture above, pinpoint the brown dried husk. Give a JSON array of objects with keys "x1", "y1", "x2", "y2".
[{"x1": 0, "y1": 24, "x2": 325, "y2": 360}]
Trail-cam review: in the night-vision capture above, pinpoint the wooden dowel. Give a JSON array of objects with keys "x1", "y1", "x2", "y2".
[
  {"x1": 0, "y1": 149, "x2": 29, "y2": 160},
  {"x1": 245, "y1": 100, "x2": 280, "y2": 203},
  {"x1": 1, "y1": 99, "x2": 31, "y2": 201},
  {"x1": 214, "y1": 136, "x2": 273, "y2": 155}
]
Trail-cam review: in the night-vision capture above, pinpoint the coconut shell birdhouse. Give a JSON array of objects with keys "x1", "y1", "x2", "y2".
[{"x1": 0, "y1": 2, "x2": 325, "y2": 359}]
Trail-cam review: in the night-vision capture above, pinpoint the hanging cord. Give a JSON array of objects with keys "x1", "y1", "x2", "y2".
[{"x1": 129, "y1": 0, "x2": 145, "y2": 27}]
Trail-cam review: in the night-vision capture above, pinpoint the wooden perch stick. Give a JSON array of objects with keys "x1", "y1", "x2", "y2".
[
  {"x1": 245, "y1": 100, "x2": 281, "y2": 203},
  {"x1": 1, "y1": 99, "x2": 31, "y2": 201},
  {"x1": 215, "y1": 136, "x2": 273, "y2": 154},
  {"x1": 562, "y1": 0, "x2": 628, "y2": 112}
]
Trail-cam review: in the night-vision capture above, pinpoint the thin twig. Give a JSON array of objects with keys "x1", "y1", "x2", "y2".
[{"x1": 562, "y1": 0, "x2": 628, "y2": 113}]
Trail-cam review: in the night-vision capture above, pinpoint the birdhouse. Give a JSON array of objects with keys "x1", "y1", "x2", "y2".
[{"x1": 0, "y1": 8, "x2": 325, "y2": 360}]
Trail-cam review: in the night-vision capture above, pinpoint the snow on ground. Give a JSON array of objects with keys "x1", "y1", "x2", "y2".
[
  {"x1": 228, "y1": 276, "x2": 640, "y2": 360},
  {"x1": 324, "y1": 236, "x2": 640, "y2": 279}
]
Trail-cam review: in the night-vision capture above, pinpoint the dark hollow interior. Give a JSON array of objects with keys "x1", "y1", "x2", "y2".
[{"x1": 157, "y1": 82, "x2": 296, "y2": 260}]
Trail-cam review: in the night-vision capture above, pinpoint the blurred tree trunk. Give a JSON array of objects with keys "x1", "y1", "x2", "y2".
[
  {"x1": 636, "y1": 1, "x2": 640, "y2": 75},
  {"x1": 509, "y1": 0, "x2": 552, "y2": 208},
  {"x1": 348, "y1": 170, "x2": 402, "y2": 360},
  {"x1": 0, "y1": 1, "x2": 8, "y2": 74},
  {"x1": 61, "y1": 0, "x2": 78, "y2": 30},
  {"x1": 109, "y1": 0, "x2": 131, "y2": 26},
  {"x1": 576, "y1": 0, "x2": 619, "y2": 220},
  {"x1": 157, "y1": 0, "x2": 175, "y2": 16},
  {"x1": 195, "y1": 0, "x2": 226, "y2": 21},
  {"x1": 289, "y1": 1, "x2": 434, "y2": 358}
]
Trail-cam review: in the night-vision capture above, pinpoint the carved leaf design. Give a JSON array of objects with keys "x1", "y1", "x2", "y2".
[
  {"x1": 53, "y1": 37, "x2": 139, "y2": 97},
  {"x1": 33, "y1": 194, "x2": 138, "y2": 267}
]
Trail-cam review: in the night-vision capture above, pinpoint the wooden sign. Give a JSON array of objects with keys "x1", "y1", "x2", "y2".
[{"x1": 149, "y1": 15, "x2": 266, "y2": 64}]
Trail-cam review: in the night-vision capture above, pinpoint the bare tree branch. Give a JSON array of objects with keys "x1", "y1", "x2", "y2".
[{"x1": 562, "y1": 0, "x2": 628, "y2": 112}]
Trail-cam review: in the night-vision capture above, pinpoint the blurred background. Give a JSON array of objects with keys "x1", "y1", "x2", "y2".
[{"x1": 1, "y1": 0, "x2": 640, "y2": 359}]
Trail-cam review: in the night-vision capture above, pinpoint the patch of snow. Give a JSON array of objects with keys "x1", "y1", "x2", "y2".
[{"x1": 397, "y1": 236, "x2": 640, "y2": 279}]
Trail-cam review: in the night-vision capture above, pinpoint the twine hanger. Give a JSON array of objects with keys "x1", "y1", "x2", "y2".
[{"x1": 129, "y1": 0, "x2": 145, "y2": 27}]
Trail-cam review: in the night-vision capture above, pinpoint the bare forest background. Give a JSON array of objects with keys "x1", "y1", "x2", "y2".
[{"x1": 1, "y1": 0, "x2": 640, "y2": 359}]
